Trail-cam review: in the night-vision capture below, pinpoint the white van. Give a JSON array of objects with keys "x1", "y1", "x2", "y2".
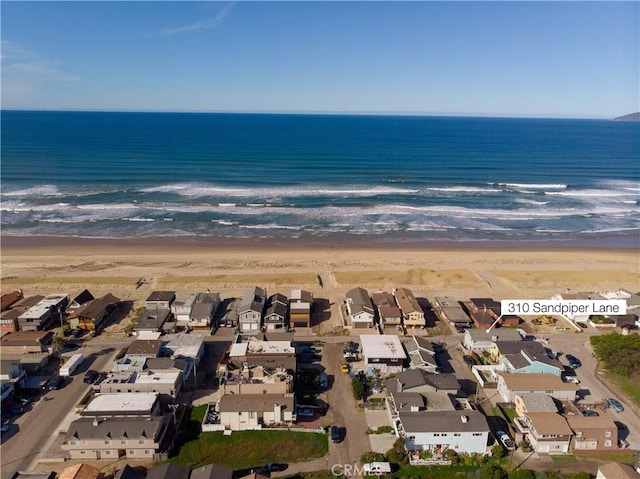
[{"x1": 363, "y1": 462, "x2": 391, "y2": 475}]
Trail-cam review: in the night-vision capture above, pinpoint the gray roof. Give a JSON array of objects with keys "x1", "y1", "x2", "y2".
[
  {"x1": 146, "y1": 464, "x2": 190, "y2": 479},
  {"x1": 219, "y1": 393, "x2": 294, "y2": 413},
  {"x1": 466, "y1": 328, "x2": 522, "y2": 342},
  {"x1": 412, "y1": 336, "x2": 437, "y2": 354},
  {"x1": 392, "y1": 369, "x2": 458, "y2": 392},
  {"x1": 265, "y1": 301, "x2": 288, "y2": 323},
  {"x1": 190, "y1": 464, "x2": 234, "y2": 479},
  {"x1": 346, "y1": 287, "x2": 375, "y2": 314},
  {"x1": 516, "y1": 393, "x2": 558, "y2": 413},
  {"x1": 127, "y1": 339, "x2": 163, "y2": 356},
  {"x1": 72, "y1": 294, "x2": 119, "y2": 319},
  {"x1": 146, "y1": 291, "x2": 175, "y2": 302},
  {"x1": 400, "y1": 410, "x2": 490, "y2": 434},
  {"x1": 114, "y1": 465, "x2": 145, "y2": 479},
  {"x1": 268, "y1": 293, "x2": 289, "y2": 306},
  {"x1": 390, "y1": 392, "x2": 425, "y2": 412},
  {"x1": 66, "y1": 416, "x2": 168, "y2": 441},
  {"x1": 240, "y1": 286, "x2": 266, "y2": 314},
  {"x1": 191, "y1": 302, "x2": 214, "y2": 319}
]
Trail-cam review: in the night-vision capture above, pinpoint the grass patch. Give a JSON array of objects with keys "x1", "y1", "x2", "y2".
[
  {"x1": 613, "y1": 374, "x2": 640, "y2": 407},
  {"x1": 502, "y1": 407, "x2": 517, "y2": 423},
  {"x1": 169, "y1": 430, "x2": 328, "y2": 470},
  {"x1": 394, "y1": 464, "x2": 476, "y2": 478},
  {"x1": 549, "y1": 455, "x2": 577, "y2": 462}
]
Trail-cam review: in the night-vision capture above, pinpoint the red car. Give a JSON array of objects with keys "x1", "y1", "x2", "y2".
[{"x1": 576, "y1": 322, "x2": 588, "y2": 329}]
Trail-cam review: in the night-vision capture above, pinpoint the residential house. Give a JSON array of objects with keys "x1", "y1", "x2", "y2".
[
  {"x1": 403, "y1": 336, "x2": 440, "y2": 373},
  {"x1": 145, "y1": 291, "x2": 175, "y2": 310},
  {"x1": 567, "y1": 416, "x2": 618, "y2": 452},
  {"x1": 62, "y1": 414, "x2": 172, "y2": 460},
  {"x1": 191, "y1": 464, "x2": 234, "y2": 479},
  {"x1": 58, "y1": 464, "x2": 101, "y2": 479},
  {"x1": 394, "y1": 288, "x2": 425, "y2": 329},
  {"x1": 433, "y1": 296, "x2": 471, "y2": 326},
  {"x1": 1, "y1": 290, "x2": 23, "y2": 312},
  {"x1": 134, "y1": 308, "x2": 172, "y2": 333},
  {"x1": 513, "y1": 393, "x2": 558, "y2": 417},
  {"x1": 497, "y1": 373, "x2": 578, "y2": 402},
  {"x1": 468, "y1": 297, "x2": 520, "y2": 328},
  {"x1": 0, "y1": 330, "x2": 53, "y2": 354},
  {"x1": 400, "y1": 410, "x2": 490, "y2": 455},
  {"x1": 345, "y1": 287, "x2": 375, "y2": 329},
  {"x1": 114, "y1": 465, "x2": 146, "y2": 479},
  {"x1": 596, "y1": 462, "x2": 640, "y2": 479},
  {"x1": 80, "y1": 393, "x2": 161, "y2": 418},
  {"x1": 218, "y1": 393, "x2": 295, "y2": 430},
  {"x1": 188, "y1": 292, "x2": 220, "y2": 330},
  {"x1": 463, "y1": 328, "x2": 522, "y2": 353},
  {"x1": 385, "y1": 369, "x2": 458, "y2": 416},
  {"x1": 264, "y1": 293, "x2": 289, "y2": 330},
  {"x1": 68, "y1": 294, "x2": 119, "y2": 332},
  {"x1": 372, "y1": 292, "x2": 403, "y2": 329},
  {"x1": 146, "y1": 464, "x2": 190, "y2": 479},
  {"x1": 18, "y1": 293, "x2": 69, "y2": 331},
  {"x1": 360, "y1": 334, "x2": 407, "y2": 375},
  {"x1": 1, "y1": 294, "x2": 44, "y2": 333},
  {"x1": 227, "y1": 336, "x2": 297, "y2": 372},
  {"x1": 289, "y1": 289, "x2": 313, "y2": 329},
  {"x1": 171, "y1": 292, "x2": 197, "y2": 327},
  {"x1": 492, "y1": 341, "x2": 564, "y2": 377},
  {"x1": 222, "y1": 364, "x2": 293, "y2": 395},
  {"x1": 218, "y1": 298, "x2": 240, "y2": 328},
  {"x1": 551, "y1": 292, "x2": 604, "y2": 323},
  {"x1": 0, "y1": 359, "x2": 26, "y2": 388},
  {"x1": 96, "y1": 370, "x2": 182, "y2": 400},
  {"x1": 239, "y1": 287, "x2": 266, "y2": 332},
  {"x1": 66, "y1": 290, "x2": 94, "y2": 314},
  {"x1": 517, "y1": 412, "x2": 573, "y2": 453}
]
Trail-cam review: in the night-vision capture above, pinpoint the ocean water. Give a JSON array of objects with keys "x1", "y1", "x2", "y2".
[{"x1": 1, "y1": 110, "x2": 639, "y2": 247}]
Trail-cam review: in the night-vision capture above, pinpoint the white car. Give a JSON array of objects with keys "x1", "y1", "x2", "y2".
[
  {"x1": 496, "y1": 430, "x2": 515, "y2": 451},
  {"x1": 564, "y1": 376, "x2": 580, "y2": 384}
]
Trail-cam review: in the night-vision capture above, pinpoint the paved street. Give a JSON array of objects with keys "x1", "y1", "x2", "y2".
[{"x1": 0, "y1": 340, "x2": 128, "y2": 479}]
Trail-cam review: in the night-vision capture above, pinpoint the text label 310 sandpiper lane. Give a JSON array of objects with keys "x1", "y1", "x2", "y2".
[{"x1": 501, "y1": 300, "x2": 627, "y2": 316}]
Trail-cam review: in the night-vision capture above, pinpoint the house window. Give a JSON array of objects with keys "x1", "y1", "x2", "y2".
[
  {"x1": 473, "y1": 433, "x2": 483, "y2": 437},
  {"x1": 105, "y1": 450, "x2": 112, "y2": 455},
  {"x1": 605, "y1": 431, "x2": 612, "y2": 437},
  {"x1": 139, "y1": 440, "x2": 145, "y2": 444},
  {"x1": 249, "y1": 412, "x2": 256, "y2": 419},
  {"x1": 576, "y1": 431, "x2": 582, "y2": 437},
  {"x1": 105, "y1": 440, "x2": 111, "y2": 445},
  {"x1": 121, "y1": 440, "x2": 127, "y2": 445},
  {"x1": 145, "y1": 450, "x2": 150, "y2": 454},
  {"x1": 80, "y1": 451, "x2": 86, "y2": 455},
  {"x1": 604, "y1": 440, "x2": 612, "y2": 447},
  {"x1": 70, "y1": 441, "x2": 77, "y2": 446},
  {"x1": 454, "y1": 433, "x2": 461, "y2": 437},
  {"x1": 129, "y1": 450, "x2": 135, "y2": 455}
]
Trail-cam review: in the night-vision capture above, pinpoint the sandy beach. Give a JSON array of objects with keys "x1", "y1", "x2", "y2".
[{"x1": 2, "y1": 237, "x2": 638, "y2": 331}]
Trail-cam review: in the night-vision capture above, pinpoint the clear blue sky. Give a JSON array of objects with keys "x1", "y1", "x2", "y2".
[{"x1": 2, "y1": 1, "x2": 638, "y2": 117}]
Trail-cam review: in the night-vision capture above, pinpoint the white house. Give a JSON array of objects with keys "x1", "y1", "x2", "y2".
[
  {"x1": 394, "y1": 288, "x2": 425, "y2": 329},
  {"x1": 463, "y1": 328, "x2": 522, "y2": 353},
  {"x1": 517, "y1": 412, "x2": 573, "y2": 453},
  {"x1": 239, "y1": 287, "x2": 266, "y2": 332},
  {"x1": 171, "y1": 292, "x2": 197, "y2": 326},
  {"x1": 218, "y1": 393, "x2": 295, "y2": 430},
  {"x1": 345, "y1": 288, "x2": 375, "y2": 329},
  {"x1": 400, "y1": 410, "x2": 490, "y2": 455},
  {"x1": 360, "y1": 334, "x2": 407, "y2": 375},
  {"x1": 497, "y1": 373, "x2": 578, "y2": 403}
]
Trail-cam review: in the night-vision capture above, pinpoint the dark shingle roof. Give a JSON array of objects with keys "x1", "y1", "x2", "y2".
[
  {"x1": 146, "y1": 464, "x2": 190, "y2": 479},
  {"x1": 66, "y1": 416, "x2": 168, "y2": 441}
]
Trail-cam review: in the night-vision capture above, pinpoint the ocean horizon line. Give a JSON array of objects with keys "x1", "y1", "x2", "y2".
[{"x1": 0, "y1": 108, "x2": 616, "y2": 121}]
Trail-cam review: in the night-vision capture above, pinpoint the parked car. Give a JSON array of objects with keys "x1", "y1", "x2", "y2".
[
  {"x1": 463, "y1": 356, "x2": 476, "y2": 367},
  {"x1": 48, "y1": 376, "x2": 65, "y2": 390},
  {"x1": 582, "y1": 410, "x2": 599, "y2": 417},
  {"x1": 564, "y1": 376, "x2": 580, "y2": 384},
  {"x1": 83, "y1": 370, "x2": 98, "y2": 384},
  {"x1": 297, "y1": 408, "x2": 314, "y2": 417},
  {"x1": 576, "y1": 322, "x2": 588, "y2": 329},
  {"x1": 340, "y1": 363, "x2": 349, "y2": 373},
  {"x1": 608, "y1": 398, "x2": 625, "y2": 413},
  {"x1": 258, "y1": 464, "x2": 288, "y2": 474},
  {"x1": 565, "y1": 354, "x2": 582, "y2": 368},
  {"x1": 496, "y1": 430, "x2": 515, "y2": 451},
  {"x1": 331, "y1": 425, "x2": 342, "y2": 443}
]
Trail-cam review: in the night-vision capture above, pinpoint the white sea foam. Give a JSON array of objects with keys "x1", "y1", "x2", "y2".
[
  {"x1": 1, "y1": 185, "x2": 63, "y2": 197},
  {"x1": 425, "y1": 186, "x2": 502, "y2": 193},
  {"x1": 125, "y1": 217, "x2": 155, "y2": 222},
  {"x1": 498, "y1": 183, "x2": 567, "y2": 190},
  {"x1": 514, "y1": 199, "x2": 550, "y2": 206}
]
